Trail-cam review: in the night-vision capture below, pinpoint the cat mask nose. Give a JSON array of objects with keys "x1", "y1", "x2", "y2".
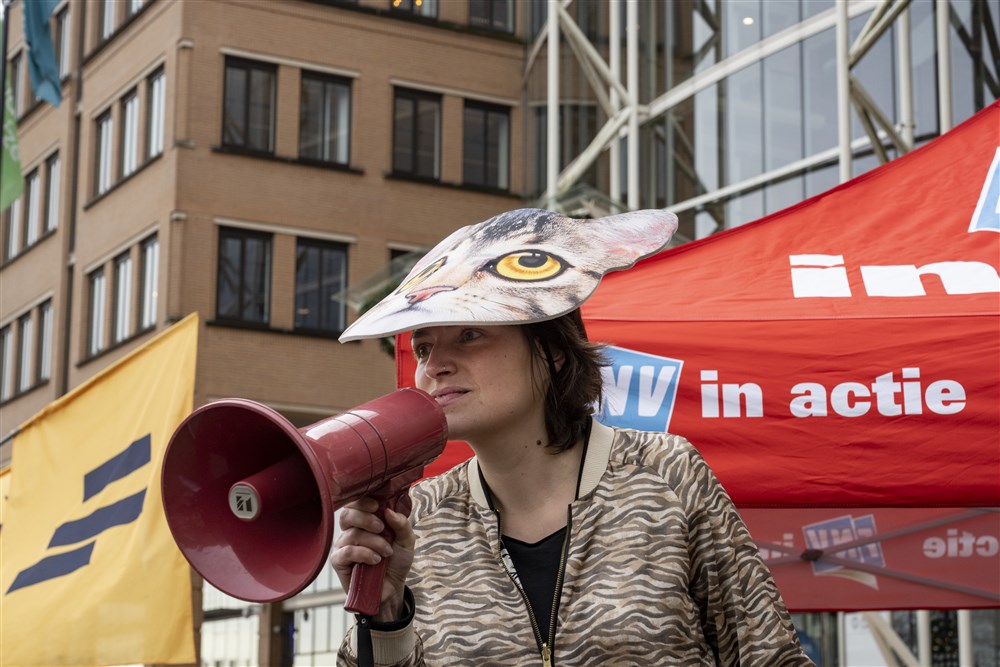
[{"x1": 406, "y1": 286, "x2": 456, "y2": 304}]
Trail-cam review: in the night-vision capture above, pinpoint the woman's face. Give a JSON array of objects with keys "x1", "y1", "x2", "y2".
[{"x1": 412, "y1": 325, "x2": 547, "y2": 444}]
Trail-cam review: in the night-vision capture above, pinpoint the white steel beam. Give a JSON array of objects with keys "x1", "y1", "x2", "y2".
[
  {"x1": 546, "y1": 0, "x2": 560, "y2": 203},
  {"x1": 837, "y1": 0, "x2": 853, "y2": 182}
]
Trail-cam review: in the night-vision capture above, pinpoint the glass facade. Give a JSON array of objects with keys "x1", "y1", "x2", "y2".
[{"x1": 524, "y1": 0, "x2": 998, "y2": 242}]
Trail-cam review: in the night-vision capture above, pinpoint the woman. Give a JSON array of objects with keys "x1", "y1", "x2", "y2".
[{"x1": 332, "y1": 208, "x2": 813, "y2": 666}]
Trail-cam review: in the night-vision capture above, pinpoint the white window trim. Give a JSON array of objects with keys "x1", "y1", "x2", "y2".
[
  {"x1": 389, "y1": 78, "x2": 518, "y2": 108},
  {"x1": 220, "y1": 47, "x2": 360, "y2": 80}
]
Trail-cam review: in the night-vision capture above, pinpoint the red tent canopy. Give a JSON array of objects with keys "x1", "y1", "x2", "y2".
[{"x1": 396, "y1": 102, "x2": 1000, "y2": 609}]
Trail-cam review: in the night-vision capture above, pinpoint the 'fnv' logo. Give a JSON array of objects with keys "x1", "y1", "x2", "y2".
[
  {"x1": 597, "y1": 346, "x2": 683, "y2": 433},
  {"x1": 970, "y1": 147, "x2": 1000, "y2": 233},
  {"x1": 802, "y1": 514, "x2": 885, "y2": 590},
  {"x1": 6, "y1": 435, "x2": 151, "y2": 594}
]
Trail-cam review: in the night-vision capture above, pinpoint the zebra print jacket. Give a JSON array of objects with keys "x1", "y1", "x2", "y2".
[{"x1": 338, "y1": 418, "x2": 814, "y2": 666}]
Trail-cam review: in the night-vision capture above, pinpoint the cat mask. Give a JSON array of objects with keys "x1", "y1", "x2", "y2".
[{"x1": 339, "y1": 207, "x2": 678, "y2": 342}]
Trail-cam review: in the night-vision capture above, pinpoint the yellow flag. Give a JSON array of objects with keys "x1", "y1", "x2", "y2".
[{"x1": 1, "y1": 315, "x2": 198, "y2": 666}]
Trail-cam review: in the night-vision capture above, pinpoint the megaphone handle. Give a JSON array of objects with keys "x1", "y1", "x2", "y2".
[{"x1": 344, "y1": 501, "x2": 395, "y2": 617}]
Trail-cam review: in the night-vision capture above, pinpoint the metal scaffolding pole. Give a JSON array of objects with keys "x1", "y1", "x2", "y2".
[
  {"x1": 546, "y1": 0, "x2": 560, "y2": 204},
  {"x1": 626, "y1": 0, "x2": 639, "y2": 210},
  {"x1": 937, "y1": 0, "x2": 953, "y2": 132},
  {"x1": 836, "y1": 0, "x2": 853, "y2": 183},
  {"x1": 609, "y1": 0, "x2": 621, "y2": 204}
]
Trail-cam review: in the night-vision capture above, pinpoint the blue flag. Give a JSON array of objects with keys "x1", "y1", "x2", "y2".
[{"x1": 23, "y1": 0, "x2": 62, "y2": 107}]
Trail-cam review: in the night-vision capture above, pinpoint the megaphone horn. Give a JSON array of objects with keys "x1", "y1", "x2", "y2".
[{"x1": 160, "y1": 388, "x2": 447, "y2": 615}]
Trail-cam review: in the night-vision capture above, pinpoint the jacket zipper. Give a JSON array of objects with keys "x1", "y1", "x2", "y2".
[{"x1": 495, "y1": 507, "x2": 573, "y2": 667}]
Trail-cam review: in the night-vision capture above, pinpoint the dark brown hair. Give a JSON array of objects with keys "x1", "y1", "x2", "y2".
[{"x1": 521, "y1": 309, "x2": 608, "y2": 453}]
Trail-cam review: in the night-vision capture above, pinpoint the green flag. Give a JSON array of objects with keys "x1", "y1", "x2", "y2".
[{"x1": 2, "y1": 58, "x2": 24, "y2": 211}]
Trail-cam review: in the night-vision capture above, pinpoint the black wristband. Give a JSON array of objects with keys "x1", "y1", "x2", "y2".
[{"x1": 368, "y1": 587, "x2": 415, "y2": 632}]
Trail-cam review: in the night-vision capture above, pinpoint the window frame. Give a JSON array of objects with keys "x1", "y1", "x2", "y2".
[
  {"x1": 392, "y1": 88, "x2": 442, "y2": 180},
  {"x1": 139, "y1": 235, "x2": 159, "y2": 330},
  {"x1": 45, "y1": 153, "x2": 60, "y2": 234},
  {"x1": 99, "y1": 0, "x2": 117, "y2": 41},
  {"x1": 298, "y1": 71, "x2": 352, "y2": 166},
  {"x1": 0, "y1": 325, "x2": 12, "y2": 401},
  {"x1": 37, "y1": 300, "x2": 52, "y2": 383},
  {"x1": 221, "y1": 56, "x2": 277, "y2": 155},
  {"x1": 23, "y1": 168, "x2": 41, "y2": 247},
  {"x1": 120, "y1": 88, "x2": 140, "y2": 178},
  {"x1": 146, "y1": 68, "x2": 166, "y2": 159},
  {"x1": 4, "y1": 196, "x2": 22, "y2": 261},
  {"x1": 95, "y1": 109, "x2": 114, "y2": 196},
  {"x1": 16, "y1": 313, "x2": 33, "y2": 393},
  {"x1": 88, "y1": 267, "x2": 107, "y2": 356},
  {"x1": 112, "y1": 251, "x2": 133, "y2": 344},
  {"x1": 462, "y1": 100, "x2": 511, "y2": 190},
  {"x1": 294, "y1": 237, "x2": 348, "y2": 335},
  {"x1": 468, "y1": 0, "x2": 514, "y2": 33},
  {"x1": 55, "y1": 7, "x2": 70, "y2": 78},
  {"x1": 216, "y1": 226, "x2": 273, "y2": 326},
  {"x1": 9, "y1": 52, "x2": 22, "y2": 118}
]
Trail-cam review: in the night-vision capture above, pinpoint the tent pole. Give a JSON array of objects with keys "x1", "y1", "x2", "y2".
[
  {"x1": 916, "y1": 610, "x2": 931, "y2": 665},
  {"x1": 957, "y1": 609, "x2": 972, "y2": 665},
  {"x1": 837, "y1": 612, "x2": 847, "y2": 667}
]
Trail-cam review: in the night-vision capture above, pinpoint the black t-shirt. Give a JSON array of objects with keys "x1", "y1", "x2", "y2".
[{"x1": 502, "y1": 526, "x2": 567, "y2": 636}]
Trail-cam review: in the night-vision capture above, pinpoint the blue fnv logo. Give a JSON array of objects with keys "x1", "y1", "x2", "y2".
[
  {"x1": 597, "y1": 346, "x2": 683, "y2": 433},
  {"x1": 970, "y1": 148, "x2": 1000, "y2": 233},
  {"x1": 6, "y1": 435, "x2": 151, "y2": 594}
]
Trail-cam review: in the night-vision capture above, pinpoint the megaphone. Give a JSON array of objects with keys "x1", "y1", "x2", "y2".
[{"x1": 160, "y1": 388, "x2": 447, "y2": 616}]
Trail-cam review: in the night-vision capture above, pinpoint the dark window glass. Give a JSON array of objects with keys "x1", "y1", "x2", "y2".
[
  {"x1": 463, "y1": 102, "x2": 510, "y2": 189},
  {"x1": 393, "y1": 89, "x2": 440, "y2": 179},
  {"x1": 222, "y1": 57, "x2": 276, "y2": 153},
  {"x1": 299, "y1": 73, "x2": 351, "y2": 164},
  {"x1": 217, "y1": 227, "x2": 272, "y2": 324},
  {"x1": 390, "y1": 0, "x2": 437, "y2": 18},
  {"x1": 469, "y1": 0, "x2": 513, "y2": 32},
  {"x1": 295, "y1": 239, "x2": 347, "y2": 333}
]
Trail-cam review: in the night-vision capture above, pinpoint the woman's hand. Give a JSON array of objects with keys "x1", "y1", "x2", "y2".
[{"x1": 330, "y1": 496, "x2": 416, "y2": 622}]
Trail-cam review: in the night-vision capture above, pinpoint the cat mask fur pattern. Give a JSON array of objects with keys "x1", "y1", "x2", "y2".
[{"x1": 339, "y1": 207, "x2": 678, "y2": 342}]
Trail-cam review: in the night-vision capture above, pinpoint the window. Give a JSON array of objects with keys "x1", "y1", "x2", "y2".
[
  {"x1": 299, "y1": 73, "x2": 350, "y2": 164},
  {"x1": 100, "y1": 0, "x2": 117, "y2": 40},
  {"x1": 96, "y1": 110, "x2": 114, "y2": 195},
  {"x1": 295, "y1": 239, "x2": 347, "y2": 333},
  {"x1": 55, "y1": 7, "x2": 70, "y2": 78},
  {"x1": 392, "y1": 89, "x2": 440, "y2": 179},
  {"x1": 469, "y1": 0, "x2": 513, "y2": 32},
  {"x1": 217, "y1": 227, "x2": 271, "y2": 324},
  {"x1": 390, "y1": 0, "x2": 437, "y2": 18},
  {"x1": 0, "y1": 326, "x2": 12, "y2": 401},
  {"x1": 222, "y1": 57, "x2": 276, "y2": 153},
  {"x1": 113, "y1": 252, "x2": 133, "y2": 344},
  {"x1": 463, "y1": 102, "x2": 510, "y2": 189},
  {"x1": 45, "y1": 154, "x2": 60, "y2": 233},
  {"x1": 38, "y1": 301, "x2": 52, "y2": 382},
  {"x1": 139, "y1": 235, "x2": 159, "y2": 330},
  {"x1": 147, "y1": 69, "x2": 165, "y2": 158},
  {"x1": 17, "y1": 314, "x2": 32, "y2": 392},
  {"x1": 120, "y1": 90, "x2": 139, "y2": 177},
  {"x1": 10, "y1": 52, "x2": 21, "y2": 117},
  {"x1": 127, "y1": 0, "x2": 145, "y2": 18},
  {"x1": 23, "y1": 170, "x2": 40, "y2": 246},
  {"x1": 88, "y1": 268, "x2": 107, "y2": 356},
  {"x1": 4, "y1": 196, "x2": 21, "y2": 260}
]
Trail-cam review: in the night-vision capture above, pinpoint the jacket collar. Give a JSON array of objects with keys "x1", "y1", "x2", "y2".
[{"x1": 468, "y1": 417, "x2": 614, "y2": 509}]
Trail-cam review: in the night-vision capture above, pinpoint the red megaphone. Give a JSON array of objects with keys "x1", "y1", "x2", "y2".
[{"x1": 160, "y1": 388, "x2": 446, "y2": 616}]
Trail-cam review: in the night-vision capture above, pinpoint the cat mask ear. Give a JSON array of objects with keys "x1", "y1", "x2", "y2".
[{"x1": 339, "y1": 207, "x2": 678, "y2": 342}]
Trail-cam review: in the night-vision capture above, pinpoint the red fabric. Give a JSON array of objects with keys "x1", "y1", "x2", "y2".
[
  {"x1": 742, "y1": 507, "x2": 1000, "y2": 610},
  {"x1": 400, "y1": 102, "x2": 1000, "y2": 507}
]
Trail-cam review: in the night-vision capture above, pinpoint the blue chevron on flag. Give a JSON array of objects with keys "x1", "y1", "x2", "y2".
[{"x1": 970, "y1": 148, "x2": 1000, "y2": 233}]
